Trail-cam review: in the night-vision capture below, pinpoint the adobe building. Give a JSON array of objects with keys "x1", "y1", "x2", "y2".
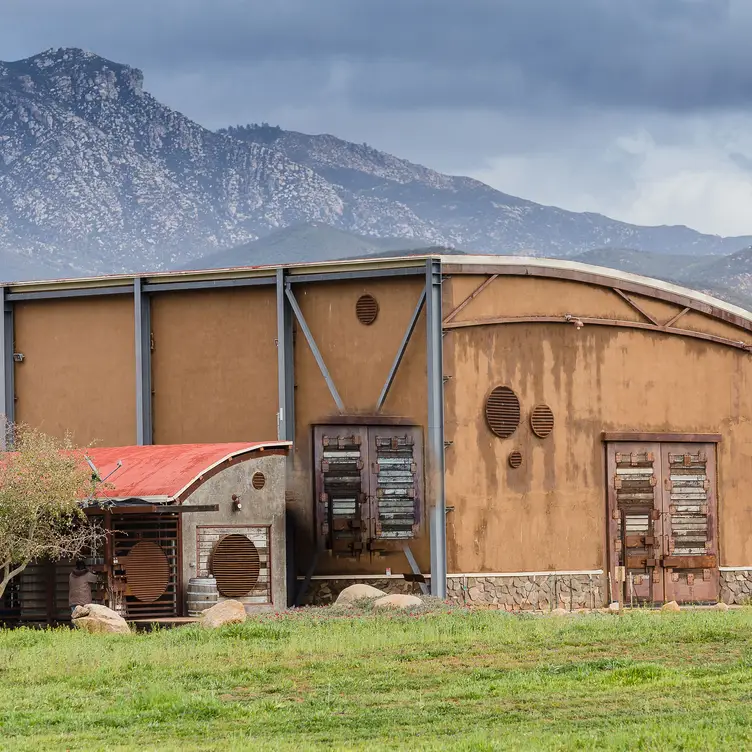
[
  {"x1": 1, "y1": 253, "x2": 751, "y2": 611},
  {"x1": 1, "y1": 442, "x2": 289, "y2": 624}
]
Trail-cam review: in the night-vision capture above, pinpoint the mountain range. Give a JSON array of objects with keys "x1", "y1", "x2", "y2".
[{"x1": 2, "y1": 47, "x2": 752, "y2": 307}]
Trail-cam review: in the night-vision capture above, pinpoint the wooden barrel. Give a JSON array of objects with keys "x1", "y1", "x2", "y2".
[{"x1": 186, "y1": 577, "x2": 218, "y2": 617}]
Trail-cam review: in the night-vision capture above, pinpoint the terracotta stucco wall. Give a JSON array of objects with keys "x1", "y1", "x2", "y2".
[
  {"x1": 13, "y1": 296, "x2": 136, "y2": 446},
  {"x1": 150, "y1": 287, "x2": 278, "y2": 444},
  {"x1": 444, "y1": 274, "x2": 752, "y2": 573}
]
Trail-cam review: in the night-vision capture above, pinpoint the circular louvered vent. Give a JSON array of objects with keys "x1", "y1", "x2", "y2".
[
  {"x1": 508, "y1": 450, "x2": 523, "y2": 469},
  {"x1": 251, "y1": 471, "x2": 265, "y2": 490},
  {"x1": 531, "y1": 404, "x2": 555, "y2": 438},
  {"x1": 125, "y1": 541, "x2": 170, "y2": 603},
  {"x1": 355, "y1": 294, "x2": 379, "y2": 325},
  {"x1": 485, "y1": 386, "x2": 521, "y2": 439},
  {"x1": 210, "y1": 534, "x2": 260, "y2": 597}
]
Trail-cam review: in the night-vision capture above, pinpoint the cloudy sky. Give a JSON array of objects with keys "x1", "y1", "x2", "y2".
[{"x1": 3, "y1": 0, "x2": 752, "y2": 236}]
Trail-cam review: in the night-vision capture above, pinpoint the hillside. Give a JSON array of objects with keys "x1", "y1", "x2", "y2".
[{"x1": 1, "y1": 48, "x2": 751, "y2": 280}]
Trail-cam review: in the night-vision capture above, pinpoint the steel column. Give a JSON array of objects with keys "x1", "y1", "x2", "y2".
[
  {"x1": 276, "y1": 269, "x2": 296, "y2": 441},
  {"x1": 134, "y1": 279, "x2": 153, "y2": 445},
  {"x1": 0, "y1": 288, "x2": 14, "y2": 444},
  {"x1": 284, "y1": 284, "x2": 345, "y2": 413},
  {"x1": 426, "y1": 259, "x2": 446, "y2": 598},
  {"x1": 376, "y1": 288, "x2": 426, "y2": 412}
]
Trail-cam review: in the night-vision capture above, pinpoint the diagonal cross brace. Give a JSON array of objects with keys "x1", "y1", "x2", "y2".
[
  {"x1": 376, "y1": 287, "x2": 426, "y2": 412},
  {"x1": 284, "y1": 284, "x2": 345, "y2": 413}
]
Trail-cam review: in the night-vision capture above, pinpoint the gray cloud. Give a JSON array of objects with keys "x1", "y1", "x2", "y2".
[{"x1": 3, "y1": 0, "x2": 752, "y2": 114}]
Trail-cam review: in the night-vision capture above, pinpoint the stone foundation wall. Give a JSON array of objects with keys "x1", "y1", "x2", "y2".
[
  {"x1": 720, "y1": 570, "x2": 752, "y2": 605},
  {"x1": 301, "y1": 578, "x2": 424, "y2": 606},
  {"x1": 301, "y1": 574, "x2": 604, "y2": 610},
  {"x1": 446, "y1": 574, "x2": 605, "y2": 611}
]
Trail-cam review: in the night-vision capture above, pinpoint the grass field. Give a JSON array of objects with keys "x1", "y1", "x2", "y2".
[{"x1": 1, "y1": 606, "x2": 752, "y2": 751}]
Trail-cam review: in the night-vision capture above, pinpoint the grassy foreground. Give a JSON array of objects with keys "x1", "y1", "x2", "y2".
[{"x1": 1, "y1": 607, "x2": 752, "y2": 751}]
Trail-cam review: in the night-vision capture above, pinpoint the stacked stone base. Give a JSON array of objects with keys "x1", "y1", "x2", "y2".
[
  {"x1": 720, "y1": 570, "x2": 752, "y2": 605},
  {"x1": 447, "y1": 574, "x2": 604, "y2": 611},
  {"x1": 301, "y1": 574, "x2": 604, "y2": 610}
]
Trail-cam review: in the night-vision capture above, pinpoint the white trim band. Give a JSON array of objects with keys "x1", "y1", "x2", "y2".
[
  {"x1": 296, "y1": 569, "x2": 604, "y2": 581},
  {"x1": 720, "y1": 567, "x2": 752, "y2": 572}
]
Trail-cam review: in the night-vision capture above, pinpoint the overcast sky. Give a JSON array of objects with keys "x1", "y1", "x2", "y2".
[{"x1": 3, "y1": 0, "x2": 752, "y2": 236}]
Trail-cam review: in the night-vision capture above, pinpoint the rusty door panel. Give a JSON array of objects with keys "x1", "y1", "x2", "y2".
[
  {"x1": 313, "y1": 426, "x2": 370, "y2": 557},
  {"x1": 607, "y1": 442, "x2": 663, "y2": 604},
  {"x1": 660, "y1": 443, "x2": 718, "y2": 603},
  {"x1": 368, "y1": 427, "x2": 423, "y2": 548}
]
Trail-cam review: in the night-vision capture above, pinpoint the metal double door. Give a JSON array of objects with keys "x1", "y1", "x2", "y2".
[{"x1": 606, "y1": 442, "x2": 718, "y2": 604}]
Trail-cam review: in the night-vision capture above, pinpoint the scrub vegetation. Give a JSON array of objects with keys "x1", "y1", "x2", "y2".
[{"x1": 1, "y1": 607, "x2": 751, "y2": 750}]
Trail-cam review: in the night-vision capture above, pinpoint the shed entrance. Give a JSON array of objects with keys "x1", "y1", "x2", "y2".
[{"x1": 606, "y1": 442, "x2": 718, "y2": 605}]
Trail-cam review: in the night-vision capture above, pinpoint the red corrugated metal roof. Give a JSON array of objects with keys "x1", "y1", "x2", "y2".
[{"x1": 86, "y1": 442, "x2": 290, "y2": 502}]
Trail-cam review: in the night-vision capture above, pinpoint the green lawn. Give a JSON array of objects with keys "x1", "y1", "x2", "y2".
[{"x1": 1, "y1": 607, "x2": 752, "y2": 751}]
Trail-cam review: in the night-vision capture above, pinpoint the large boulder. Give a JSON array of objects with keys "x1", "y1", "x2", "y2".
[
  {"x1": 373, "y1": 594, "x2": 424, "y2": 610},
  {"x1": 72, "y1": 604, "x2": 130, "y2": 635},
  {"x1": 200, "y1": 599, "x2": 247, "y2": 628},
  {"x1": 335, "y1": 584, "x2": 386, "y2": 606}
]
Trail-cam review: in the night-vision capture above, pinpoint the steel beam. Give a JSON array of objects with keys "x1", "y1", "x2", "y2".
[
  {"x1": 276, "y1": 269, "x2": 295, "y2": 441},
  {"x1": 5, "y1": 285, "x2": 133, "y2": 302},
  {"x1": 287, "y1": 266, "x2": 424, "y2": 285},
  {"x1": 376, "y1": 287, "x2": 426, "y2": 412},
  {"x1": 142, "y1": 276, "x2": 274, "y2": 293},
  {"x1": 134, "y1": 279, "x2": 153, "y2": 445},
  {"x1": 426, "y1": 258, "x2": 447, "y2": 598},
  {"x1": 403, "y1": 543, "x2": 429, "y2": 595},
  {"x1": 284, "y1": 284, "x2": 345, "y2": 413},
  {"x1": 0, "y1": 288, "x2": 13, "y2": 444}
]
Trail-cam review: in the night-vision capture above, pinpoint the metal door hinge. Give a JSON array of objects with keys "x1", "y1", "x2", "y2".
[{"x1": 12, "y1": 352, "x2": 24, "y2": 362}]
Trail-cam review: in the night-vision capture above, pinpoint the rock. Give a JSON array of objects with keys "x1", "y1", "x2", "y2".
[
  {"x1": 72, "y1": 604, "x2": 130, "y2": 635},
  {"x1": 550, "y1": 607, "x2": 569, "y2": 616},
  {"x1": 714, "y1": 602, "x2": 730, "y2": 612},
  {"x1": 607, "y1": 602, "x2": 621, "y2": 612},
  {"x1": 200, "y1": 599, "x2": 247, "y2": 628},
  {"x1": 334, "y1": 583, "x2": 386, "y2": 606},
  {"x1": 373, "y1": 594, "x2": 424, "y2": 610},
  {"x1": 661, "y1": 600, "x2": 681, "y2": 613}
]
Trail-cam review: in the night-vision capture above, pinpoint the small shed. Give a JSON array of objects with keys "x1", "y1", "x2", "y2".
[{"x1": 3, "y1": 441, "x2": 290, "y2": 625}]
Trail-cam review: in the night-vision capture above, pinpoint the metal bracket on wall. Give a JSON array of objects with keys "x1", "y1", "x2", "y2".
[
  {"x1": 284, "y1": 284, "x2": 345, "y2": 413},
  {"x1": 403, "y1": 543, "x2": 429, "y2": 595}
]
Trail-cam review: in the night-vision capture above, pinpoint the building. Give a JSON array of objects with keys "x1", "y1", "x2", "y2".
[
  {"x1": 2, "y1": 253, "x2": 751, "y2": 610},
  {"x1": 1, "y1": 442, "x2": 289, "y2": 623}
]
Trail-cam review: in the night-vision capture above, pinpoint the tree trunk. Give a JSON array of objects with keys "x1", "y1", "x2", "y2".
[{"x1": 0, "y1": 561, "x2": 28, "y2": 601}]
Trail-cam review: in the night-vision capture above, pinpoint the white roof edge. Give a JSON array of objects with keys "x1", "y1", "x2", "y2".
[
  {"x1": 171, "y1": 440, "x2": 292, "y2": 501},
  {"x1": 441, "y1": 254, "x2": 752, "y2": 325}
]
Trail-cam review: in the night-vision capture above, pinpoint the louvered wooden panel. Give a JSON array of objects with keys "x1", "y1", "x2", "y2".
[
  {"x1": 665, "y1": 451, "x2": 711, "y2": 556},
  {"x1": 211, "y1": 534, "x2": 260, "y2": 597},
  {"x1": 372, "y1": 432, "x2": 420, "y2": 541},
  {"x1": 112, "y1": 514, "x2": 179, "y2": 618},
  {"x1": 485, "y1": 386, "x2": 520, "y2": 438},
  {"x1": 530, "y1": 404, "x2": 554, "y2": 438},
  {"x1": 355, "y1": 294, "x2": 379, "y2": 325},
  {"x1": 125, "y1": 541, "x2": 170, "y2": 603}
]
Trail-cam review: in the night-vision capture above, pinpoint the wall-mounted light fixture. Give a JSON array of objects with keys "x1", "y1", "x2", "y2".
[{"x1": 231, "y1": 493, "x2": 242, "y2": 511}]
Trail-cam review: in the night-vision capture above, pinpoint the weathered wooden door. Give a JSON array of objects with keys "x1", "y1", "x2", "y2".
[{"x1": 606, "y1": 442, "x2": 718, "y2": 604}]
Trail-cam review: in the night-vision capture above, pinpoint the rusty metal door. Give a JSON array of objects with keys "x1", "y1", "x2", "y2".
[
  {"x1": 659, "y1": 443, "x2": 718, "y2": 603},
  {"x1": 607, "y1": 443, "x2": 663, "y2": 604},
  {"x1": 607, "y1": 441, "x2": 719, "y2": 604}
]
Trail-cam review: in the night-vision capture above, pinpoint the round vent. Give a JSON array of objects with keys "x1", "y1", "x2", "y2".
[
  {"x1": 531, "y1": 404, "x2": 555, "y2": 438},
  {"x1": 210, "y1": 534, "x2": 260, "y2": 597},
  {"x1": 508, "y1": 450, "x2": 523, "y2": 469},
  {"x1": 355, "y1": 294, "x2": 379, "y2": 325},
  {"x1": 251, "y1": 471, "x2": 265, "y2": 490},
  {"x1": 125, "y1": 541, "x2": 170, "y2": 603},
  {"x1": 485, "y1": 386, "x2": 521, "y2": 439}
]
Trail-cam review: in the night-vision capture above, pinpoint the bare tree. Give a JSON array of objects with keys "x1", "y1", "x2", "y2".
[{"x1": 0, "y1": 422, "x2": 105, "y2": 600}]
